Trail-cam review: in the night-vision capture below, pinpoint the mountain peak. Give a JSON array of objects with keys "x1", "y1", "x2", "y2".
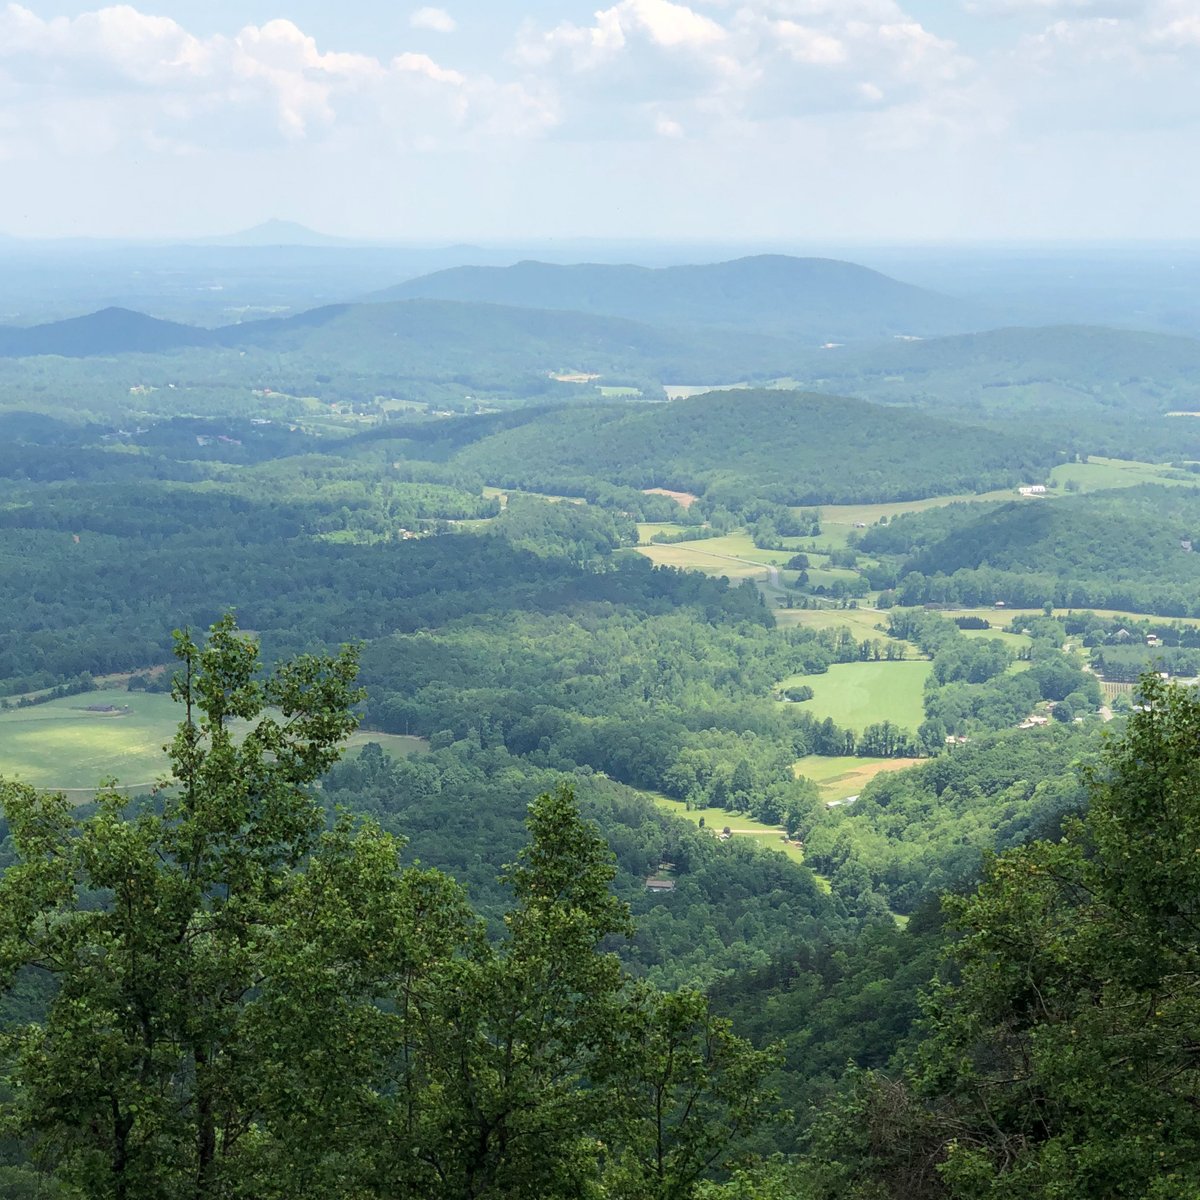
[{"x1": 198, "y1": 220, "x2": 347, "y2": 247}]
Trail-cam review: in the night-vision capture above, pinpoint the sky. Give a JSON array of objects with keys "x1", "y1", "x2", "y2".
[{"x1": 0, "y1": 0, "x2": 1197, "y2": 242}]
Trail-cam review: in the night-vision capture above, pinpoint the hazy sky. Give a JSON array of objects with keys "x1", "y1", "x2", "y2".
[{"x1": 0, "y1": 0, "x2": 1196, "y2": 241}]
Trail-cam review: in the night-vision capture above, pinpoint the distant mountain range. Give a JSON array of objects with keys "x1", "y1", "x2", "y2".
[
  {"x1": 0, "y1": 299, "x2": 800, "y2": 383},
  {"x1": 794, "y1": 323, "x2": 1200, "y2": 383},
  {"x1": 369, "y1": 255, "x2": 989, "y2": 341}
]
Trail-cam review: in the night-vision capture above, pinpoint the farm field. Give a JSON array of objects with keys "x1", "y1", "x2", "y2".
[
  {"x1": 771, "y1": 605, "x2": 920, "y2": 657},
  {"x1": 807, "y1": 457, "x2": 1185, "y2": 548},
  {"x1": 946, "y1": 605, "x2": 1200, "y2": 630},
  {"x1": 482, "y1": 486, "x2": 585, "y2": 508},
  {"x1": 636, "y1": 522, "x2": 691, "y2": 544},
  {"x1": 0, "y1": 693, "x2": 427, "y2": 794},
  {"x1": 662, "y1": 383, "x2": 749, "y2": 400},
  {"x1": 794, "y1": 754, "x2": 924, "y2": 802},
  {"x1": 1048, "y1": 456, "x2": 1192, "y2": 493},
  {"x1": 634, "y1": 532, "x2": 789, "y2": 582},
  {"x1": 677, "y1": 533, "x2": 787, "y2": 563},
  {"x1": 773, "y1": 605, "x2": 886, "y2": 634},
  {"x1": 958, "y1": 627, "x2": 1033, "y2": 651},
  {"x1": 811, "y1": 487, "x2": 1017, "y2": 544},
  {"x1": 644, "y1": 791, "x2": 806, "y2": 864},
  {"x1": 786, "y1": 660, "x2": 932, "y2": 733}
]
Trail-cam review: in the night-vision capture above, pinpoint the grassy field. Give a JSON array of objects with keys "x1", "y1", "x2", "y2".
[
  {"x1": 788, "y1": 660, "x2": 932, "y2": 733},
  {"x1": 482, "y1": 486, "x2": 586, "y2": 507},
  {"x1": 806, "y1": 458, "x2": 1188, "y2": 549},
  {"x1": 635, "y1": 544, "x2": 768, "y2": 580},
  {"x1": 1048, "y1": 456, "x2": 1192, "y2": 493},
  {"x1": 636, "y1": 522, "x2": 691, "y2": 545},
  {"x1": 947, "y1": 605, "x2": 1200, "y2": 630},
  {"x1": 644, "y1": 791, "x2": 805, "y2": 864},
  {"x1": 0, "y1": 693, "x2": 427, "y2": 793},
  {"x1": 634, "y1": 532, "x2": 789, "y2": 582},
  {"x1": 662, "y1": 383, "x2": 749, "y2": 400},
  {"x1": 678, "y1": 533, "x2": 786, "y2": 563},
  {"x1": 958, "y1": 627, "x2": 1033, "y2": 651},
  {"x1": 794, "y1": 755, "x2": 923, "y2": 802}
]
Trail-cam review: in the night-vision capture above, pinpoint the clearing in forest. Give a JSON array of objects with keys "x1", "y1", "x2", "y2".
[
  {"x1": 643, "y1": 791, "x2": 806, "y2": 864},
  {"x1": 642, "y1": 487, "x2": 700, "y2": 508},
  {"x1": 0, "y1": 692, "x2": 426, "y2": 793},
  {"x1": 788, "y1": 660, "x2": 932, "y2": 733},
  {"x1": 794, "y1": 755, "x2": 923, "y2": 803}
]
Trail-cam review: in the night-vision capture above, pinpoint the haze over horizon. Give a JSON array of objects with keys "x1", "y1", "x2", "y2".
[{"x1": 0, "y1": 0, "x2": 1197, "y2": 244}]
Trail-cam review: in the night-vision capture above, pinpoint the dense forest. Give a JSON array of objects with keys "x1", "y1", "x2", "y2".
[
  {"x1": 862, "y1": 484, "x2": 1200, "y2": 615},
  {"x1": 3, "y1": 626, "x2": 1197, "y2": 1199},
  {"x1": 449, "y1": 390, "x2": 1060, "y2": 507},
  {"x1": 2, "y1": 243, "x2": 1200, "y2": 1197}
]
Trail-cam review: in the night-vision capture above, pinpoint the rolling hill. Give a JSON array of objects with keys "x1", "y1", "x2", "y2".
[
  {"x1": 0, "y1": 298, "x2": 803, "y2": 386},
  {"x1": 786, "y1": 324, "x2": 1200, "y2": 458},
  {"x1": 369, "y1": 255, "x2": 987, "y2": 341},
  {"x1": 445, "y1": 389, "x2": 1059, "y2": 506},
  {"x1": 217, "y1": 298, "x2": 799, "y2": 380},
  {"x1": 861, "y1": 484, "x2": 1200, "y2": 584},
  {"x1": 0, "y1": 308, "x2": 213, "y2": 357}
]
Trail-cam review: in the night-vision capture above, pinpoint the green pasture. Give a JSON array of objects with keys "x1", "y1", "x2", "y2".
[
  {"x1": 597, "y1": 386, "x2": 641, "y2": 397},
  {"x1": 644, "y1": 791, "x2": 805, "y2": 864},
  {"x1": 686, "y1": 533, "x2": 787, "y2": 563},
  {"x1": 636, "y1": 522, "x2": 691, "y2": 545},
  {"x1": 804, "y1": 458, "x2": 1188, "y2": 550},
  {"x1": 947, "y1": 605, "x2": 1200, "y2": 630},
  {"x1": 1047, "y1": 456, "x2": 1192, "y2": 493},
  {"x1": 772, "y1": 604, "x2": 908, "y2": 645},
  {"x1": 0, "y1": 693, "x2": 427, "y2": 794},
  {"x1": 958, "y1": 627, "x2": 1033, "y2": 651},
  {"x1": 804, "y1": 565, "x2": 862, "y2": 589},
  {"x1": 482, "y1": 486, "x2": 586, "y2": 508},
  {"x1": 0, "y1": 693, "x2": 181, "y2": 792},
  {"x1": 787, "y1": 660, "x2": 932, "y2": 733}
]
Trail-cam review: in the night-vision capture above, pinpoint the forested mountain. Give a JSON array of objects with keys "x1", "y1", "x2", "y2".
[
  {"x1": 371, "y1": 255, "x2": 986, "y2": 340},
  {"x1": 447, "y1": 389, "x2": 1059, "y2": 506},
  {"x1": 789, "y1": 324, "x2": 1200, "y2": 459},
  {"x1": 863, "y1": 483, "x2": 1200, "y2": 613},
  {"x1": 218, "y1": 298, "x2": 797, "y2": 381},
  {"x1": 0, "y1": 298, "x2": 799, "y2": 389},
  {"x1": 0, "y1": 307, "x2": 212, "y2": 357}
]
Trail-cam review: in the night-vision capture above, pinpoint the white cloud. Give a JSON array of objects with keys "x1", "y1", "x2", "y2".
[
  {"x1": 0, "y1": 3, "x2": 549, "y2": 157},
  {"x1": 773, "y1": 20, "x2": 847, "y2": 65},
  {"x1": 410, "y1": 7, "x2": 457, "y2": 35},
  {"x1": 965, "y1": 0, "x2": 1149, "y2": 13},
  {"x1": 515, "y1": 0, "x2": 973, "y2": 145}
]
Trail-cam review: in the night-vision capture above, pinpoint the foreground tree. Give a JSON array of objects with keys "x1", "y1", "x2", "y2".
[
  {"x1": 1, "y1": 617, "x2": 777, "y2": 1200},
  {"x1": 0, "y1": 616, "x2": 361, "y2": 1198},
  {"x1": 808, "y1": 674, "x2": 1200, "y2": 1199}
]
